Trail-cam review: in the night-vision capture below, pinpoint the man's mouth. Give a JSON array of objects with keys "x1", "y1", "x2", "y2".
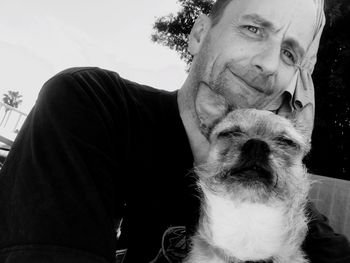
[{"x1": 227, "y1": 68, "x2": 265, "y2": 94}]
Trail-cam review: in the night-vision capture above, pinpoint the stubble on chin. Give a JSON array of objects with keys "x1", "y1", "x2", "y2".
[{"x1": 208, "y1": 62, "x2": 285, "y2": 110}]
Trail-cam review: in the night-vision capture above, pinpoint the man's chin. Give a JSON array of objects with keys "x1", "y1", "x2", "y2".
[
  {"x1": 217, "y1": 84, "x2": 280, "y2": 110},
  {"x1": 216, "y1": 68, "x2": 282, "y2": 110},
  {"x1": 215, "y1": 85, "x2": 264, "y2": 110}
]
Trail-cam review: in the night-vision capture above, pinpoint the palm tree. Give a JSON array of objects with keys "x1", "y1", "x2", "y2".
[
  {"x1": 1, "y1": 90, "x2": 23, "y2": 128},
  {"x1": 2, "y1": 90, "x2": 23, "y2": 108}
]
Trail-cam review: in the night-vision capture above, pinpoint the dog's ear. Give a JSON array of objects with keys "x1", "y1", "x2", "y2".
[
  {"x1": 288, "y1": 103, "x2": 314, "y2": 142},
  {"x1": 195, "y1": 84, "x2": 229, "y2": 138}
]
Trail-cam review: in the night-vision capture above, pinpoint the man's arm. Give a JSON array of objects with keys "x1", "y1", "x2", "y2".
[{"x1": 0, "y1": 68, "x2": 130, "y2": 263}]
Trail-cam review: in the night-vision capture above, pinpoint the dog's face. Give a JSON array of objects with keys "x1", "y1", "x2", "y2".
[{"x1": 196, "y1": 108, "x2": 311, "y2": 204}]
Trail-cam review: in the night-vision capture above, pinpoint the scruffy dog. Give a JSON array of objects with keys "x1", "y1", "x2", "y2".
[{"x1": 185, "y1": 107, "x2": 312, "y2": 263}]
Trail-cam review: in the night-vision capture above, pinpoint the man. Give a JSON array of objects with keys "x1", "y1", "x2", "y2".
[{"x1": 0, "y1": 0, "x2": 349, "y2": 263}]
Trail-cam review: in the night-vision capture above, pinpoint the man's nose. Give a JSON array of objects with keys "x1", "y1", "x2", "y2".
[{"x1": 251, "y1": 42, "x2": 280, "y2": 76}]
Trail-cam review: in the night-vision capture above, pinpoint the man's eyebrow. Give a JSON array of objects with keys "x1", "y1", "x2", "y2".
[{"x1": 241, "y1": 14, "x2": 276, "y2": 31}]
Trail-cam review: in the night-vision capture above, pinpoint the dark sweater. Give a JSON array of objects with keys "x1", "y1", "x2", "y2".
[{"x1": 0, "y1": 67, "x2": 349, "y2": 263}]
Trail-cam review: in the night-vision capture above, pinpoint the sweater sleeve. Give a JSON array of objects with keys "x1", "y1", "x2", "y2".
[
  {"x1": 0, "y1": 68, "x2": 131, "y2": 263},
  {"x1": 303, "y1": 201, "x2": 350, "y2": 263}
]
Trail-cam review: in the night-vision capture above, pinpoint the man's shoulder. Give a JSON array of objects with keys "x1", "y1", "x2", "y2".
[
  {"x1": 50, "y1": 67, "x2": 121, "y2": 89},
  {"x1": 56, "y1": 66, "x2": 103, "y2": 76},
  {"x1": 40, "y1": 67, "x2": 179, "y2": 125},
  {"x1": 52, "y1": 67, "x2": 175, "y2": 98},
  {"x1": 42, "y1": 67, "x2": 180, "y2": 127}
]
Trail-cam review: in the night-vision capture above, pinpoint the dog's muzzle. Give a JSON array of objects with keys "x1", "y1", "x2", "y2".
[{"x1": 227, "y1": 139, "x2": 275, "y2": 187}]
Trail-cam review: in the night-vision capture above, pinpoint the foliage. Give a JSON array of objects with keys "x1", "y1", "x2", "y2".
[
  {"x1": 2, "y1": 90, "x2": 23, "y2": 109},
  {"x1": 152, "y1": 0, "x2": 213, "y2": 66},
  {"x1": 152, "y1": 0, "x2": 350, "y2": 180}
]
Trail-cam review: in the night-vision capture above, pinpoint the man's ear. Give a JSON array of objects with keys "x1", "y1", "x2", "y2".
[
  {"x1": 188, "y1": 14, "x2": 211, "y2": 55},
  {"x1": 195, "y1": 84, "x2": 229, "y2": 138},
  {"x1": 288, "y1": 103, "x2": 314, "y2": 142}
]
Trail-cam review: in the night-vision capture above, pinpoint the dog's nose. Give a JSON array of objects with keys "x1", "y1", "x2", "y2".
[{"x1": 241, "y1": 139, "x2": 270, "y2": 161}]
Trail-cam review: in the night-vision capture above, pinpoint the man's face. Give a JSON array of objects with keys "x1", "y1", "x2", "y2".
[{"x1": 191, "y1": 0, "x2": 317, "y2": 110}]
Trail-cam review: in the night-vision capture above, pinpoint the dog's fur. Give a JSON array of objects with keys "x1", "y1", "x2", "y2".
[{"x1": 185, "y1": 108, "x2": 312, "y2": 263}]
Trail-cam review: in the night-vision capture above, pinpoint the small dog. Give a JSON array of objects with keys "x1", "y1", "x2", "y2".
[{"x1": 185, "y1": 108, "x2": 312, "y2": 263}]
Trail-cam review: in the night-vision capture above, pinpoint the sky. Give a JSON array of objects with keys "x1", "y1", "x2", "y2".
[{"x1": 0, "y1": 0, "x2": 188, "y2": 113}]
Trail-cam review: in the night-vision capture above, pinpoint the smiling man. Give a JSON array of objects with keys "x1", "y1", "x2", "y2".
[
  {"x1": 179, "y1": 0, "x2": 322, "y2": 165},
  {"x1": 0, "y1": 0, "x2": 349, "y2": 263}
]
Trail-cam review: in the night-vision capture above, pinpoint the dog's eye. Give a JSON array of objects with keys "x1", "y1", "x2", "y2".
[
  {"x1": 217, "y1": 129, "x2": 244, "y2": 139},
  {"x1": 276, "y1": 136, "x2": 297, "y2": 148}
]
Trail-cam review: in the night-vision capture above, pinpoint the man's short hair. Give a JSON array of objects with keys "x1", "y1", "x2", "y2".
[
  {"x1": 209, "y1": 0, "x2": 233, "y2": 27},
  {"x1": 209, "y1": 0, "x2": 320, "y2": 27}
]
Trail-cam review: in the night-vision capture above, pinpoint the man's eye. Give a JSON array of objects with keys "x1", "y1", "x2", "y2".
[
  {"x1": 244, "y1": 25, "x2": 260, "y2": 35},
  {"x1": 282, "y1": 49, "x2": 296, "y2": 65}
]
